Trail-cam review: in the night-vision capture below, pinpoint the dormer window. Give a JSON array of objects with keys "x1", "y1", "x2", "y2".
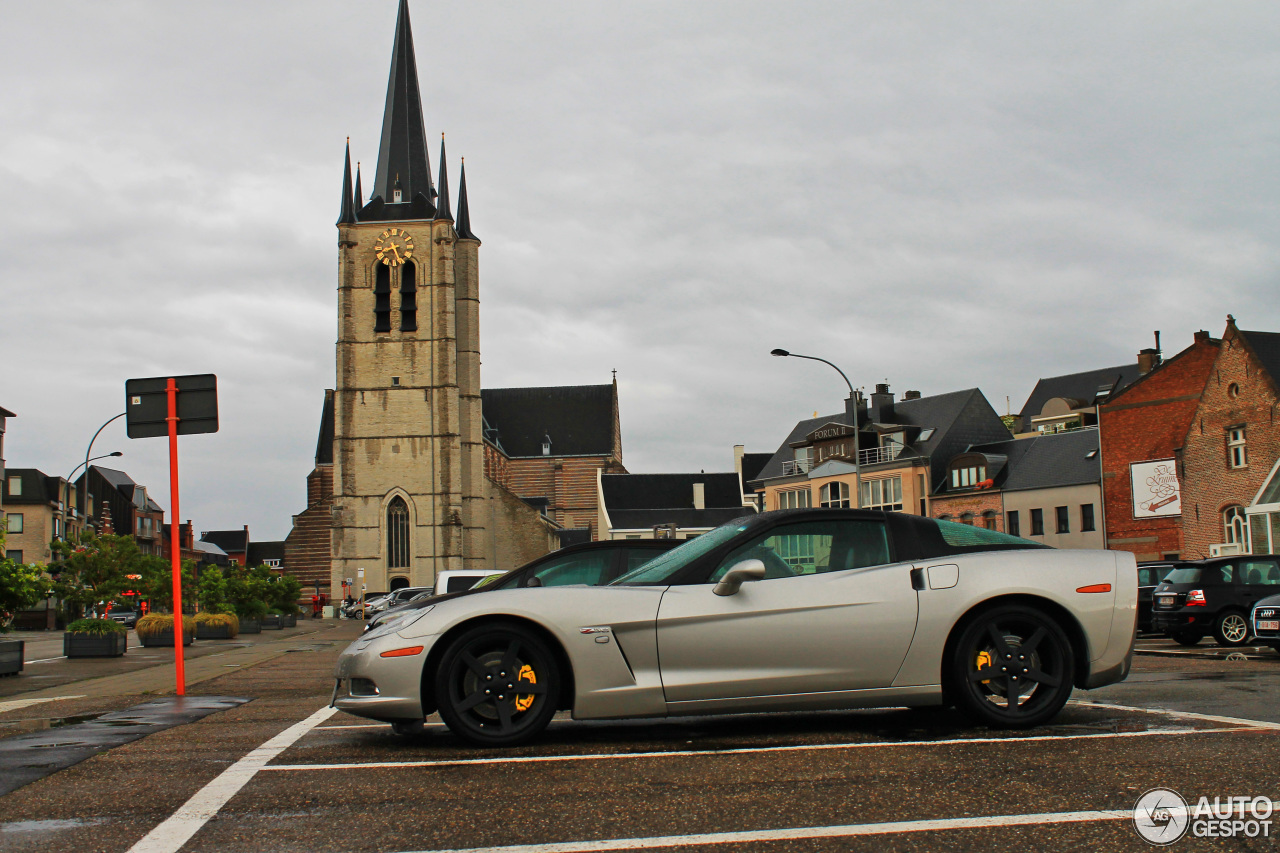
[{"x1": 950, "y1": 464, "x2": 987, "y2": 489}]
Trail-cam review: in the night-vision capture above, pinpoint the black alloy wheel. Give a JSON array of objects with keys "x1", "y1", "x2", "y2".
[
  {"x1": 434, "y1": 622, "x2": 560, "y2": 747},
  {"x1": 1171, "y1": 630, "x2": 1203, "y2": 647},
  {"x1": 1213, "y1": 610, "x2": 1251, "y2": 647},
  {"x1": 948, "y1": 604, "x2": 1075, "y2": 729}
]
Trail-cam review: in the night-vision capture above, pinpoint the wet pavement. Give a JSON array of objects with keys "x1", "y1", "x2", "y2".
[{"x1": 0, "y1": 621, "x2": 1276, "y2": 852}]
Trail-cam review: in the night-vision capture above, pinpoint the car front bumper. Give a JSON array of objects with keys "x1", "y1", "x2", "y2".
[{"x1": 331, "y1": 630, "x2": 441, "y2": 723}]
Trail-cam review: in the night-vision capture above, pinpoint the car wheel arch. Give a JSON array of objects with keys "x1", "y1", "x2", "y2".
[
  {"x1": 418, "y1": 615, "x2": 576, "y2": 717},
  {"x1": 941, "y1": 594, "x2": 1091, "y2": 692}
]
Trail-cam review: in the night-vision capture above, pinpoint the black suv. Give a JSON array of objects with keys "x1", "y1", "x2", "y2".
[
  {"x1": 1150, "y1": 555, "x2": 1280, "y2": 646},
  {"x1": 1136, "y1": 562, "x2": 1177, "y2": 633},
  {"x1": 363, "y1": 538, "x2": 682, "y2": 632}
]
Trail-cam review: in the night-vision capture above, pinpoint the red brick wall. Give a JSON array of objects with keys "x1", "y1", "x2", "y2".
[
  {"x1": 284, "y1": 464, "x2": 334, "y2": 595},
  {"x1": 506, "y1": 455, "x2": 627, "y2": 536},
  {"x1": 1099, "y1": 334, "x2": 1219, "y2": 560},
  {"x1": 1181, "y1": 323, "x2": 1280, "y2": 558},
  {"x1": 930, "y1": 491, "x2": 1004, "y2": 528}
]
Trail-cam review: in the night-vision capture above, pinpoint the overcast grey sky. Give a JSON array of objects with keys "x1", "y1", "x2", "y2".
[{"x1": 2, "y1": 1, "x2": 1278, "y2": 540}]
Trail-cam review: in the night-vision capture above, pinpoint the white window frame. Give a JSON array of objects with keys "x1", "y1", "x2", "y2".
[
  {"x1": 819, "y1": 482, "x2": 851, "y2": 508},
  {"x1": 1224, "y1": 505, "x2": 1247, "y2": 546},
  {"x1": 860, "y1": 476, "x2": 904, "y2": 511},
  {"x1": 6, "y1": 476, "x2": 20, "y2": 497},
  {"x1": 777, "y1": 488, "x2": 811, "y2": 510},
  {"x1": 1228, "y1": 427, "x2": 1247, "y2": 469}
]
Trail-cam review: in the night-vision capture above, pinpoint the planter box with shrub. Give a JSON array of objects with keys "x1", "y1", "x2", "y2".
[
  {"x1": 238, "y1": 618, "x2": 261, "y2": 634},
  {"x1": 280, "y1": 613, "x2": 297, "y2": 628},
  {"x1": 64, "y1": 619, "x2": 128, "y2": 658},
  {"x1": 193, "y1": 612, "x2": 240, "y2": 640},
  {"x1": 136, "y1": 614, "x2": 195, "y2": 648},
  {"x1": 0, "y1": 639, "x2": 24, "y2": 675},
  {"x1": 261, "y1": 614, "x2": 283, "y2": 630}
]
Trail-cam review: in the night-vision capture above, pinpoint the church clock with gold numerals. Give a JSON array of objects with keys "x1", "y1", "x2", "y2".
[{"x1": 374, "y1": 228, "x2": 415, "y2": 266}]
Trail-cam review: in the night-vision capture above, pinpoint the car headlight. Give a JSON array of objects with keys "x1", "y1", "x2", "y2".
[{"x1": 362, "y1": 606, "x2": 434, "y2": 642}]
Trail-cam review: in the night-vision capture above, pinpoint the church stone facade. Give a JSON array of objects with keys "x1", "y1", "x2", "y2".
[{"x1": 286, "y1": 0, "x2": 625, "y2": 596}]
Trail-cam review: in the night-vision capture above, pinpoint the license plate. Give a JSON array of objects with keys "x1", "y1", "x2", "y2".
[
  {"x1": 1155, "y1": 595, "x2": 1176, "y2": 608},
  {"x1": 1258, "y1": 620, "x2": 1280, "y2": 631}
]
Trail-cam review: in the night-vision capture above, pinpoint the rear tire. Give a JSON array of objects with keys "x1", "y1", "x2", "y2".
[
  {"x1": 434, "y1": 622, "x2": 560, "y2": 747},
  {"x1": 1171, "y1": 631, "x2": 1203, "y2": 647},
  {"x1": 1213, "y1": 611, "x2": 1250, "y2": 647},
  {"x1": 946, "y1": 604, "x2": 1075, "y2": 729}
]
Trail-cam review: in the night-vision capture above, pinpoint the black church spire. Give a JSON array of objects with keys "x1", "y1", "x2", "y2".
[
  {"x1": 433, "y1": 135, "x2": 452, "y2": 221},
  {"x1": 372, "y1": 0, "x2": 435, "y2": 206},
  {"x1": 456, "y1": 158, "x2": 477, "y2": 240},
  {"x1": 353, "y1": 162, "x2": 363, "y2": 212},
  {"x1": 337, "y1": 138, "x2": 356, "y2": 225}
]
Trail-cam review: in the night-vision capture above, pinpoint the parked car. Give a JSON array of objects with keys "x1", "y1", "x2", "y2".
[
  {"x1": 364, "y1": 540, "x2": 682, "y2": 633},
  {"x1": 105, "y1": 607, "x2": 139, "y2": 628},
  {"x1": 1250, "y1": 592, "x2": 1280, "y2": 655},
  {"x1": 335, "y1": 509, "x2": 1136, "y2": 745},
  {"x1": 366, "y1": 586, "x2": 432, "y2": 616},
  {"x1": 1136, "y1": 562, "x2": 1177, "y2": 633},
  {"x1": 1150, "y1": 555, "x2": 1280, "y2": 647}
]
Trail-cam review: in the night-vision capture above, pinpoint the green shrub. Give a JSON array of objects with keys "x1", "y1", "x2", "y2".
[
  {"x1": 65, "y1": 618, "x2": 127, "y2": 636},
  {"x1": 136, "y1": 613, "x2": 195, "y2": 639},
  {"x1": 194, "y1": 611, "x2": 239, "y2": 634}
]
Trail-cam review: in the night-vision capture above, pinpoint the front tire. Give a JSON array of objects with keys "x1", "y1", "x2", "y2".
[
  {"x1": 946, "y1": 604, "x2": 1075, "y2": 729},
  {"x1": 1213, "y1": 611, "x2": 1250, "y2": 647},
  {"x1": 434, "y1": 622, "x2": 560, "y2": 747}
]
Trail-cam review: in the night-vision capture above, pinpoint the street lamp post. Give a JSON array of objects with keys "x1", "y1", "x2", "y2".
[
  {"x1": 62, "y1": 451, "x2": 124, "y2": 542},
  {"x1": 771, "y1": 349, "x2": 863, "y2": 509},
  {"x1": 76, "y1": 413, "x2": 127, "y2": 531}
]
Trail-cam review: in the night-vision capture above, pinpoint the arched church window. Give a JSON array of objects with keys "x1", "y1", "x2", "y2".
[
  {"x1": 387, "y1": 496, "x2": 410, "y2": 568},
  {"x1": 374, "y1": 263, "x2": 392, "y2": 333},
  {"x1": 1223, "y1": 505, "x2": 1247, "y2": 546},
  {"x1": 400, "y1": 260, "x2": 418, "y2": 332}
]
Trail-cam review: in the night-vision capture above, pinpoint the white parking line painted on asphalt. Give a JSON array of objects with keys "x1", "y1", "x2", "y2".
[
  {"x1": 1069, "y1": 699, "x2": 1280, "y2": 730},
  {"x1": 387, "y1": 808, "x2": 1134, "y2": 853},
  {"x1": 25, "y1": 656, "x2": 68, "y2": 664},
  {"x1": 315, "y1": 723, "x2": 448, "y2": 730},
  {"x1": 262, "y1": 725, "x2": 1240, "y2": 773},
  {"x1": 0, "y1": 695, "x2": 86, "y2": 713},
  {"x1": 126, "y1": 705, "x2": 338, "y2": 853}
]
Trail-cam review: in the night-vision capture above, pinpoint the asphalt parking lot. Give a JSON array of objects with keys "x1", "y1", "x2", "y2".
[{"x1": 0, "y1": 623, "x2": 1277, "y2": 852}]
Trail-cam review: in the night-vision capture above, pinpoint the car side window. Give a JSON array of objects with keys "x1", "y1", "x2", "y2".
[
  {"x1": 1242, "y1": 559, "x2": 1280, "y2": 585},
  {"x1": 707, "y1": 519, "x2": 890, "y2": 583},
  {"x1": 529, "y1": 552, "x2": 613, "y2": 587},
  {"x1": 623, "y1": 549, "x2": 660, "y2": 575},
  {"x1": 1138, "y1": 568, "x2": 1155, "y2": 586}
]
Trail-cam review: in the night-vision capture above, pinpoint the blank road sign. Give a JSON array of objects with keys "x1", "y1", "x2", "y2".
[{"x1": 125, "y1": 374, "x2": 219, "y2": 439}]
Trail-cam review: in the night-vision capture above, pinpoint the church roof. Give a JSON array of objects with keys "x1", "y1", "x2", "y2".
[
  {"x1": 481, "y1": 385, "x2": 618, "y2": 458},
  {"x1": 371, "y1": 0, "x2": 435, "y2": 210},
  {"x1": 455, "y1": 160, "x2": 477, "y2": 240},
  {"x1": 433, "y1": 136, "x2": 452, "y2": 221}
]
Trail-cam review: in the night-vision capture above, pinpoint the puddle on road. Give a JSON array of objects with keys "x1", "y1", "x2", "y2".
[
  {"x1": 1, "y1": 817, "x2": 109, "y2": 834},
  {"x1": 0, "y1": 713, "x2": 103, "y2": 735}
]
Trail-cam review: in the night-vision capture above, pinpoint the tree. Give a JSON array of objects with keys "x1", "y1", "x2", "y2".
[
  {"x1": 198, "y1": 566, "x2": 231, "y2": 613},
  {"x1": 140, "y1": 556, "x2": 198, "y2": 613},
  {"x1": 0, "y1": 531, "x2": 46, "y2": 630},
  {"x1": 49, "y1": 532, "x2": 141, "y2": 618}
]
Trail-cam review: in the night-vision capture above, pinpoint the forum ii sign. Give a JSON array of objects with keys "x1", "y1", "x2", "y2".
[{"x1": 1131, "y1": 459, "x2": 1181, "y2": 518}]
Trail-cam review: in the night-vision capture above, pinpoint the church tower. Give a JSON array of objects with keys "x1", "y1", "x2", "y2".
[{"x1": 331, "y1": 0, "x2": 486, "y2": 593}]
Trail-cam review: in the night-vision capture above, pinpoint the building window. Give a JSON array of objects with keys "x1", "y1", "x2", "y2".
[
  {"x1": 860, "y1": 477, "x2": 903, "y2": 511},
  {"x1": 5, "y1": 550, "x2": 21, "y2": 562},
  {"x1": 624, "y1": 534, "x2": 641, "y2": 540},
  {"x1": 5, "y1": 513, "x2": 22, "y2": 534},
  {"x1": 387, "y1": 497, "x2": 410, "y2": 568},
  {"x1": 6, "y1": 476, "x2": 20, "y2": 497},
  {"x1": 1081, "y1": 504, "x2": 1096, "y2": 532},
  {"x1": 400, "y1": 260, "x2": 418, "y2": 332},
  {"x1": 982, "y1": 511, "x2": 997, "y2": 530},
  {"x1": 374, "y1": 263, "x2": 392, "y2": 333},
  {"x1": 1227, "y1": 382, "x2": 1240, "y2": 399},
  {"x1": 950, "y1": 465, "x2": 987, "y2": 489},
  {"x1": 1030, "y1": 508, "x2": 1044, "y2": 536},
  {"x1": 819, "y1": 482, "x2": 851, "y2": 508},
  {"x1": 1223, "y1": 505, "x2": 1247, "y2": 546},
  {"x1": 960, "y1": 512, "x2": 974, "y2": 526},
  {"x1": 1227, "y1": 426, "x2": 1247, "y2": 468},
  {"x1": 1007, "y1": 510, "x2": 1020, "y2": 537},
  {"x1": 777, "y1": 488, "x2": 811, "y2": 510},
  {"x1": 1055, "y1": 506, "x2": 1069, "y2": 534}
]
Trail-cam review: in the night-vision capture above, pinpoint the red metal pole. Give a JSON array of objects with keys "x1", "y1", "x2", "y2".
[{"x1": 166, "y1": 377, "x2": 186, "y2": 696}]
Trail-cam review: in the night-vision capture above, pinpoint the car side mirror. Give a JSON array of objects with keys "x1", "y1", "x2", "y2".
[{"x1": 713, "y1": 559, "x2": 767, "y2": 596}]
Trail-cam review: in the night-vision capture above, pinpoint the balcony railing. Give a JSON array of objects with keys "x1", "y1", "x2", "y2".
[
  {"x1": 858, "y1": 444, "x2": 906, "y2": 466},
  {"x1": 781, "y1": 459, "x2": 811, "y2": 476}
]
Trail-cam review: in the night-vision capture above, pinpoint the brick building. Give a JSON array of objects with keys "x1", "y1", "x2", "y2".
[
  {"x1": 1098, "y1": 330, "x2": 1220, "y2": 561},
  {"x1": 284, "y1": 391, "x2": 336, "y2": 595},
  {"x1": 1180, "y1": 318, "x2": 1280, "y2": 558},
  {"x1": 76, "y1": 466, "x2": 166, "y2": 556}
]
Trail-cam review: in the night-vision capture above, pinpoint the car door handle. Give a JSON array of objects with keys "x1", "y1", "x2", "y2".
[{"x1": 910, "y1": 567, "x2": 926, "y2": 591}]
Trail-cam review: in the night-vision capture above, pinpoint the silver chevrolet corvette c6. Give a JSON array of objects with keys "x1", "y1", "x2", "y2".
[{"x1": 332, "y1": 508, "x2": 1137, "y2": 746}]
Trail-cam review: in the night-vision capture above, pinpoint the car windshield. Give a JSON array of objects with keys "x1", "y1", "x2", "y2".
[
  {"x1": 610, "y1": 519, "x2": 755, "y2": 585},
  {"x1": 1162, "y1": 568, "x2": 1203, "y2": 584}
]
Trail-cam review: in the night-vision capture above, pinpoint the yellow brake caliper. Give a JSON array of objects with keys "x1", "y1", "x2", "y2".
[
  {"x1": 975, "y1": 650, "x2": 993, "y2": 685},
  {"x1": 514, "y1": 664, "x2": 536, "y2": 712}
]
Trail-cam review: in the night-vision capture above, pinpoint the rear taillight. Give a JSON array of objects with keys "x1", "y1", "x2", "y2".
[{"x1": 1187, "y1": 589, "x2": 1207, "y2": 606}]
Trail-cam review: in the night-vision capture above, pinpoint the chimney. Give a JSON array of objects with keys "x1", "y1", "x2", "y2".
[
  {"x1": 902, "y1": 390, "x2": 921, "y2": 401},
  {"x1": 1137, "y1": 348, "x2": 1159, "y2": 375},
  {"x1": 733, "y1": 445, "x2": 745, "y2": 478},
  {"x1": 692, "y1": 482, "x2": 705, "y2": 510},
  {"x1": 869, "y1": 383, "x2": 895, "y2": 422},
  {"x1": 1194, "y1": 330, "x2": 1210, "y2": 343}
]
